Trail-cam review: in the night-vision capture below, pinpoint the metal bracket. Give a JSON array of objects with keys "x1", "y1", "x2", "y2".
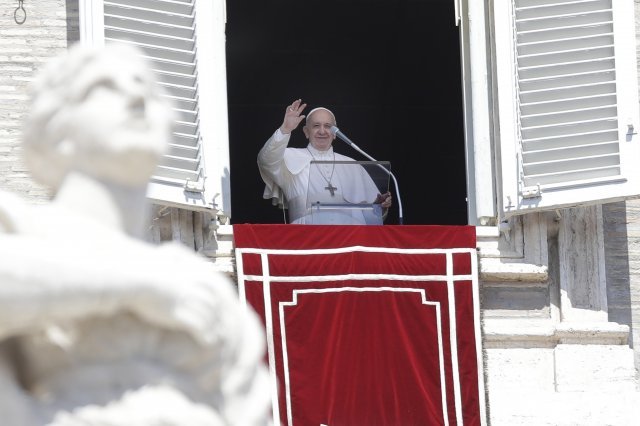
[
  {"x1": 521, "y1": 184, "x2": 542, "y2": 199},
  {"x1": 184, "y1": 179, "x2": 205, "y2": 193},
  {"x1": 554, "y1": 209, "x2": 562, "y2": 222},
  {"x1": 14, "y1": 0, "x2": 26, "y2": 24},
  {"x1": 499, "y1": 220, "x2": 511, "y2": 243}
]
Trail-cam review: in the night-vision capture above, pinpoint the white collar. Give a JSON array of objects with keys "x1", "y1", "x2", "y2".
[{"x1": 306, "y1": 144, "x2": 334, "y2": 157}]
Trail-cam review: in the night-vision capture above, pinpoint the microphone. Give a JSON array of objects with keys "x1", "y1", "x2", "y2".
[
  {"x1": 330, "y1": 126, "x2": 404, "y2": 224},
  {"x1": 330, "y1": 125, "x2": 356, "y2": 147}
]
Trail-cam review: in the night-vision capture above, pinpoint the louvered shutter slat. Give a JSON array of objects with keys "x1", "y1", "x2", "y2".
[
  {"x1": 518, "y1": 46, "x2": 614, "y2": 68},
  {"x1": 520, "y1": 82, "x2": 615, "y2": 104},
  {"x1": 519, "y1": 58, "x2": 615, "y2": 81},
  {"x1": 168, "y1": 144, "x2": 198, "y2": 159},
  {"x1": 162, "y1": 155, "x2": 199, "y2": 170},
  {"x1": 155, "y1": 71, "x2": 195, "y2": 88},
  {"x1": 524, "y1": 166, "x2": 620, "y2": 186},
  {"x1": 519, "y1": 70, "x2": 615, "y2": 92},
  {"x1": 516, "y1": 10, "x2": 612, "y2": 33},
  {"x1": 522, "y1": 119, "x2": 617, "y2": 140},
  {"x1": 523, "y1": 140, "x2": 619, "y2": 162},
  {"x1": 104, "y1": 16, "x2": 194, "y2": 39},
  {"x1": 518, "y1": 34, "x2": 613, "y2": 56},
  {"x1": 133, "y1": 44, "x2": 196, "y2": 64},
  {"x1": 146, "y1": 58, "x2": 195, "y2": 76},
  {"x1": 155, "y1": 165, "x2": 200, "y2": 182},
  {"x1": 522, "y1": 130, "x2": 618, "y2": 151},
  {"x1": 107, "y1": 0, "x2": 193, "y2": 15},
  {"x1": 104, "y1": 3, "x2": 194, "y2": 27},
  {"x1": 106, "y1": 28, "x2": 194, "y2": 52},
  {"x1": 525, "y1": 153, "x2": 619, "y2": 171},
  {"x1": 517, "y1": 0, "x2": 611, "y2": 19},
  {"x1": 174, "y1": 121, "x2": 196, "y2": 135},
  {"x1": 170, "y1": 97, "x2": 197, "y2": 111},
  {"x1": 161, "y1": 84, "x2": 196, "y2": 100},
  {"x1": 172, "y1": 133, "x2": 199, "y2": 148},
  {"x1": 518, "y1": 22, "x2": 613, "y2": 43},
  {"x1": 521, "y1": 105, "x2": 617, "y2": 127},
  {"x1": 173, "y1": 109, "x2": 197, "y2": 124},
  {"x1": 520, "y1": 94, "x2": 615, "y2": 115}
]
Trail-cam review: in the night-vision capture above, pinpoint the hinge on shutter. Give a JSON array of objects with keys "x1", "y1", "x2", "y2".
[
  {"x1": 521, "y1": 184, "x2": 542, "y2": 199},
  {"x1": 184, "y1": 178, "x2": 205, "y2": 193}
]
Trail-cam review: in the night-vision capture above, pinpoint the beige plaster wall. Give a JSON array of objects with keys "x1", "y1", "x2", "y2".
[{"x1": 0, "y1": 0, "x2": 78, "y2": 201}]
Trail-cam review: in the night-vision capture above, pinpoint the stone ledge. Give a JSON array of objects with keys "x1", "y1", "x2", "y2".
[
  {"x1": 480, "y1": 258, "x2": 548, "y2": 283},
  {"x1": 555, "y1": 321, "x2": 629, "y2": 345},
  {"x1": 216, "y1": 224, "x2": 233, "y2": 236},
  {"x1": 487, "y1": 390, "x2": 640, "y2": 426},
  {"x1": 483, "y1": 319, "x2": 630, "y2": 348},
  {"x1": 483, "y1": 319, "x2": 556, "y2": 348}
]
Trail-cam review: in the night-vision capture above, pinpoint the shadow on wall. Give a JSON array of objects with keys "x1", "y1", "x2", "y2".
[{"x1": 603, "y1": 201, "x2": 634, "y2": 348}]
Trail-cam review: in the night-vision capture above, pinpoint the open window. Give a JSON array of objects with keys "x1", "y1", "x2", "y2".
[
  {"x1": 79, "y1": 0, "x2": 231, "y2": 219},
  {"x1": 493, "y1": 0, "x2": 640, "y2": 218}
]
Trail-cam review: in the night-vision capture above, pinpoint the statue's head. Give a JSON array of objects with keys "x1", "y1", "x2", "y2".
[{"x1": 23, "y1": 43, "x2": 174, "y2": 191}]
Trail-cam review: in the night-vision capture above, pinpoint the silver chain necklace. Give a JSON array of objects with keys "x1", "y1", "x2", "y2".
[{"x1": 306, "y1": 147, "x2": 337, "y2": 196}]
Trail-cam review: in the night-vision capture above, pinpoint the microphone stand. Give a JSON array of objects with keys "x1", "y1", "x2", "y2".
[{"x1": 331, "y1": 126, "x2": 404, "y2": 224}]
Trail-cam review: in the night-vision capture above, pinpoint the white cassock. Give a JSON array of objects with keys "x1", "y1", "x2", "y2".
[{"x1": 258, "y1": 129, "x2": 384, "y2": 224}]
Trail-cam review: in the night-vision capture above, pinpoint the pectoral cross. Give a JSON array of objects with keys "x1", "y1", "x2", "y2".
[{"x1": 325, "y1": 183, "x2": 337, "y2": 196}]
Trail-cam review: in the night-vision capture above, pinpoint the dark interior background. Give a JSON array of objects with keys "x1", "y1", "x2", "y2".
[{"x1": 226, "y1": 0, "x2": 467, "y2": 225}]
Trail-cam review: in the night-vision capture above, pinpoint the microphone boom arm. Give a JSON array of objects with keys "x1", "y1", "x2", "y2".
[{"x1": 331, "y1": 126, "x2": 404, "y2": 224}]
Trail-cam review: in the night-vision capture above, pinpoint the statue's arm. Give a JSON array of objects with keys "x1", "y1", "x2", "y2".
[{"x1": 0, "y1": 235, "x2": 232, "y2": 346}]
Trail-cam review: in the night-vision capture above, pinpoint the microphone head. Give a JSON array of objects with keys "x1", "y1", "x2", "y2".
[{"x1": 330, "y1": 125, "x2": 340, "y2": 136}]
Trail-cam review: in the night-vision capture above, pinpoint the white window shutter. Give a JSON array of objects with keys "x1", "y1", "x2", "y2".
[
  {"x1": 494, "y1": 0, "x2": 640, "y2": 218},
  {"x1": 79, "y1": 0, "x2": 231, "y2": 217}
]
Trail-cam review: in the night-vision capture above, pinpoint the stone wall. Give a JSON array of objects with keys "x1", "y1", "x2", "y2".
[
  {"x1": 603, "y1": 201, "x2": 640, "y2": 383},
  {"x1": 0, "y1": 0, "x2": 77, "y2": 202},
  {"x1": 629, "y1": 0, "x2": 640, "y2": 382},
  {"x1": 600, "y1": 0, "x2": 640, "y2": 384}
]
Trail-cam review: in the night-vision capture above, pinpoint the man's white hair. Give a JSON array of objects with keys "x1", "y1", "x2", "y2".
[{"x1": 305, "y1": 107, "x2": 336, "y2": 125}]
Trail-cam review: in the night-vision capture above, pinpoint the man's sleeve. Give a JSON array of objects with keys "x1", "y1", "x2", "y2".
[
  {"x1": 257, "y1": 129, "x2": 289, "y2": 178},
  {"x1": 258, "y1": 129, "x2": 290, "y2": 204}
]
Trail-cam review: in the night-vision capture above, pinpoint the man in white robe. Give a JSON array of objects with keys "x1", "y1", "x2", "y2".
[{"x1": 258, "y1": 99, "x2": 392, "y2": 224}]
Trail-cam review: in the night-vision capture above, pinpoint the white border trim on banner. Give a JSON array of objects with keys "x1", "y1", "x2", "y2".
[
  {"x1": 447, "y1": 252, "x2": 464, "y2": 426},
  {"x1": 260, "y1": 253, "x2": 281, "y2": 426},
  {"x1": 279, "y1": 287, "x2": 448, "y2": 426},
  {"x1": 471, "y1": 250, "x2": 488, "y2": 423}
]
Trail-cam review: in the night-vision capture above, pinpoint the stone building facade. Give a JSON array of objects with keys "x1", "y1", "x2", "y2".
[{"x1": 1, "y1": 1, "x2": 640, "y2": 424}]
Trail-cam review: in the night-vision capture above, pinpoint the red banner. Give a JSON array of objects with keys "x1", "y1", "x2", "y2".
[{"x1": 234, "y1": 224, "x2": 485, "y2": 426}]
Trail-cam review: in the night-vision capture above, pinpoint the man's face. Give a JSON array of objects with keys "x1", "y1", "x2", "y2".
[{"x1": 303, "y1": 109, "x2": 336, "y2": 151}]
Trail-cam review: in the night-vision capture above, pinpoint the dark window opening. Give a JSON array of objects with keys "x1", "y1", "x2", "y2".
[{"x1": 226, "y1": 0, "x2": 467, "y2": 225}]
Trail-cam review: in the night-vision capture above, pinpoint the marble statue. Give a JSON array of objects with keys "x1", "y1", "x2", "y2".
[{"x1": 0, "y1": 43, "x2": 270, "y2": 425}]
